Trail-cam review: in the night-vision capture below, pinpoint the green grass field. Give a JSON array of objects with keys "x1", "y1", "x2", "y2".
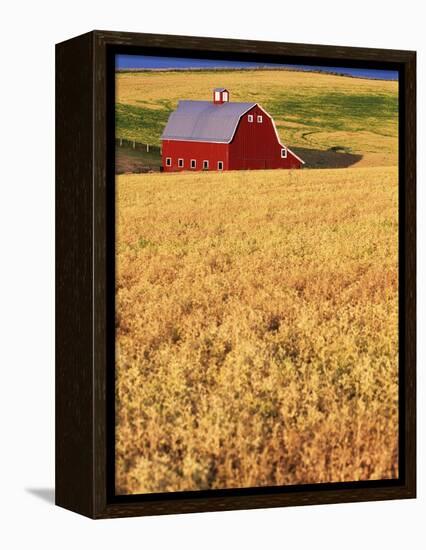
[{"x1": 116, "y1": 69, "x2": 398, "y2": 169}]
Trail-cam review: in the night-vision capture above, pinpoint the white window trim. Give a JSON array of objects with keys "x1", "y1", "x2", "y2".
[
  {"x1": 165, "y1": 157, "x2": 172, "y2": 166},
  {"x1": 222, "y1": 91, "x2": 229, "y2": 102},
  {"x1": 248, "y1": 114, "x2": 253, "y2": 122},
  {"x1": 178, "y1": 158, "x2": 184, "y2": 167},
  {"x1": 281, "y1": 147, "x2": 288, "y2": 159},
  {"x1": 217, "y1": 161, "x2": 224, "y2": 171},
  {"x1": 203, "y1": 160, "x2": 209, "y2": 170},
  {"x1": 257, "y1": 115, "x2": 263, "y2": 123},
  {"x1": 190, "y1": 159, "x2": 197, "y2": 169},
  {"x1": 214, "y1": 91, "x2": 221, "y2": 102}
]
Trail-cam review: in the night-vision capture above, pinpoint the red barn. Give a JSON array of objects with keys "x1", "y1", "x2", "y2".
[{"x1": 161, "y1": 88, "x2": 304, "y2": 172}]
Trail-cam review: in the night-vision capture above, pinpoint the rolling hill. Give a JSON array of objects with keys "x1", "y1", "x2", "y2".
[{"x1": 116, "y1": 69, "x2": 398, "y2": 169}]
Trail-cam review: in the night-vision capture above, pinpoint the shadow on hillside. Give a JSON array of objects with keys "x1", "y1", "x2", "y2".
[{"x1": 292, "y1": 147, "x2": 363, "y2": 169}]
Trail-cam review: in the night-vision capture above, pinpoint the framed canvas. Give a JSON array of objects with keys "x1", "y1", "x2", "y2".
[{"x1": 55, "y1": 30, "x2": 416, "y2": 519}]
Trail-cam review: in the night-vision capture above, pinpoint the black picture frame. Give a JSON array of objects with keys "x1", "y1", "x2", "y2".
[{"x1": 56, "y1": 30, "x2": 416, "y2": 519}]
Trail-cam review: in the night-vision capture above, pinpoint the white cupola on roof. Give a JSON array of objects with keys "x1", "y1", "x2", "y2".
[{"x1": 213, "y1": 88, "x2": 229, "y2": 104}]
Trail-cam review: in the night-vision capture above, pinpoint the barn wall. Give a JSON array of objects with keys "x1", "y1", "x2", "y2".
[
  {"x1": 228, "y1": 105, "x2": 302, "y2": 170},
  {"x1": 162, "y1": 140, "x2": 228, "y2": 172}
]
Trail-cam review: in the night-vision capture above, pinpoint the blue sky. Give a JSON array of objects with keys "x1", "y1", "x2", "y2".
[{"x1": 116, "y1": 55, "x2": 398, "y2": 81}]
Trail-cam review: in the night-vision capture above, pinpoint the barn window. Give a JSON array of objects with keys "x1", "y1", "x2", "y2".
[
  {"x1": 257, "y1": 115, "x2": 263, "y2": 123},
  {"x1": 248, "y1": 114, "x2": 253, "y2": 122},
  {"x1": 203, "y1": 160, "x2": 209, "y2": 170},
  {"x1": 190, "y1": 159, "x2": 196, "y2": 169},
  {"x1": 281, "y1": 147, "x2": 288, "y2": 159},
  {"x1": 166, "y1": 157, "x2": 172, "y2": 166},
  {"x1": 178, "y1": 158, "x2": 184, "y2": 168},
  {"x1": 217, "y1": 161, "x2": 224, "y2": 171}
]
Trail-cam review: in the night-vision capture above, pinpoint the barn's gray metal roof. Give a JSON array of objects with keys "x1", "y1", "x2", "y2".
[{"x1": 161, "y1": 100, "x2": 256, "y2": 143}]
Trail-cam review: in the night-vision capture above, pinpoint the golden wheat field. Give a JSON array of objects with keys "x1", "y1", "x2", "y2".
[{"x1": 115, "y1": 166, "x2": 398, "y2": 494}]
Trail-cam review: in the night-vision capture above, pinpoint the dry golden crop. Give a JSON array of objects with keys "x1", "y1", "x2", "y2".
[{"x1": 115, "y1": 166, "x2": 398, "y2": 495}]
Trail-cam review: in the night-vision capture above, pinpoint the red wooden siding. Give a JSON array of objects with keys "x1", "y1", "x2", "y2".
[
  {"x1": 162, "y1": 140, "x2": 228, "y2": 172},
  {"x1": 228, "y1": 105, "x2": 302, "y2": 170}
]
